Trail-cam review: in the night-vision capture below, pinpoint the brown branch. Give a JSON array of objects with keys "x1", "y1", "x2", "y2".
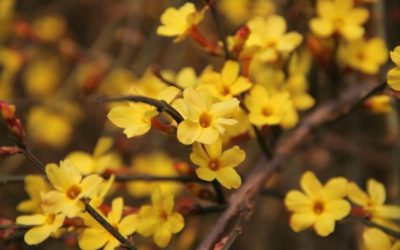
[
  {"x1": 197, "y1": 80, "x2": 387, "y2": 250},
  {"x1": 151, "y1": 65, "x2": 184, "y2": 90}
]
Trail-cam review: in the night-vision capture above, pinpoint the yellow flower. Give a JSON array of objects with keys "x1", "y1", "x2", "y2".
[
  {"x1": 17, "y1": 175, "x2": 50, "y2": 213},
  {"x1": 190, "y1": 139, "x2": 245, "y2": 189},
  {"x1": 245, "y1": 15, "x2": 303, "y2": 62},
  {"x1": 284, "y1": 171, "x2": 351, "y2": 236},
  {"x1": 244, "y1": 85, "x2": 293, "y2": 127},
  {"x1": 27, "y1": 106, "x2": 73, "y2": 148},
  {"x1": 23, "y1": 56, "x2": 63, "y2": 98},
  {"x1": 309, "y1": 0, "x2": 369, "y2": 40},
  {"x1": 107, "y1": 86, "x2": 179, "y2": 138},
  {"x1": 65, "y1": 137, "x2": 122, "y2": 175},
  {"x1": 137, "y1": 187, "x2": 184, "y2": 248},
  {"x1": 339, "y1": 37, "x2": 388, "y2": 74},
  {"x1": 218, "y1": 0, "x2": 275, "y2": 26},
  {"x1": 387, "y1": 46, "x2": 400, "y2": 91},
  {"x1": 347, "y1": 179, "x2": 400, "y2": 230},
  {"x1": 127, "y1": 153, "x2": 182, "y2": 198},
  {"x1": 363, "y1": 228, "x2": 400, "y2": 250},
  {"x1": 174, "y1": 87, "x2": 239, "y2": 145},
  {"x1": 79, "y1": 197, "x2": 139, "y2": 250},
  {"x1": 157, "y1": 2, "x2": 205, "y2": 42},
  {"x1": 90, "y1": 175, "x2": 115, "y2": 208},
  {"x1": 364, "y1": 95, "x2": 393, "y2": 114},
  {"x1": 33, "y1": 15, "x2": 66, "y2": 42},
  {"x1": 99, "y1": 67, "x2": 136, "y2": 96},
  {"x1": 199, "y1": 60, "x2": 252, "y2": 100},
  {"x1": 42, "y1": 161, "x2": 103, "y2": 217},
  {"x1": 16, "y1": 212, "x2": 65, "y2": 245}
]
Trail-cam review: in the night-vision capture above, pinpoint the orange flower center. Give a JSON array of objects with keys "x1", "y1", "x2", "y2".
[
  {"x1": 159, "y1": 211, "x2": 168, "y2": 222},
  {"x1": 313, "y1": 201, "x2": 325, "y2": 214},
  {"x1": 221, "y1": 86, "x2": 231, "y2": 96},
  {"x1": 262, "y1": 106, "x2": 273, "y2": 117},
  {"x1": 199, "y1": 113, "x2": 212, "y2": 128},
  {"x1": 46, "y1": 214, "x2": 56, "y2": 225},
  {"x1": 66, "y1": 185, "x2": 82, "y2": 199},
  {"x1": 208, "y1": 159, "x2": 220, "y2": 171}
]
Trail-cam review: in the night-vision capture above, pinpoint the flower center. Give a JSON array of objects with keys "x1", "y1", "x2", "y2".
[
  {"x1": 262, "y1": 106, "x2": 273, "y2": 117},
  {"x1": 45, "y1": 214, "x2": 56, "y2": 225},
  {"x1": 159, "y1": 211, "x2": 168, "y2": 222},
  {"x1": 221, "y1": 86, "x2": 231, "y2": 96},
  {"x1": 66, "y1": 185, "x2": 82, "y2": 200},
  {"x1": 208, "y1": 159, "x2": 220, "y2": 171},
  {"x1": 199, "y1": 112, "x2": 212, "y2": 128},
  {"x1": 313, "y1": 201, "x2": 325, "y2": 214}
]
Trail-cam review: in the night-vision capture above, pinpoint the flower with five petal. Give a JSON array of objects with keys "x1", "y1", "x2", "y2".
[
  {"x1": 347, "y1": 179, "x2": 400, "y2": 230},
  {"x1": 157, "y1": 3, "x2": 205, "y2": 42},
  {"x1": 42, "y1": 161, "x2": 103, "y2": 217},
  {"x1": 16, "y1": 212, "x2": 65, "y2": 245},
  {"x1": 309, "y1": 0, "x2": 369, "y2": 40},
  {"x1": 190, "y1": 138, "x2": 245, "y2": 189},
  {"x1": 137, "y1": 187, "x2": 184, "y2": 248},
  {"x1": 174, "y1": 87, "x2": 239, "y2": 145},
  {"x1": 199, "y1": 60, "x2": 252, "y2": 100},
  {"x1": 284, "y1": 171, "x2": 351, "y2": 236}
]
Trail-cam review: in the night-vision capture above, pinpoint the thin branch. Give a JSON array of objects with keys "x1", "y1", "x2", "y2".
[
  {"x1": 212, "y1": 181, "x2": 227, "y2": 204},
  {"x1": 99, "y1": 95, "x2": 184, "y2": 123},
  {"x1": 203, "y1": 0, "x2": 232, "y2": 60},
  {"x1": 349, "y1": 215, "x2": 400, "y2": 239},
  {"x1": 252, "y1": 125, "x2": 272, "y2": 159},
  {"x1": 83, "y1": 200, "x2": 136, "y2": 250},
  {"x1": 197, "y1": 80, "x2": 387, "y2": 250},
  {"x1": 151, "y1": 65, "x2": 184, "y2": 90}
]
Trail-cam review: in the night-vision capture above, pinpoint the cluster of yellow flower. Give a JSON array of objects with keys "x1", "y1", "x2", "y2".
[
  {"x1": 15, "y1": 161, "x2": 184, "y2": 248},
  {"x1": 285, "y1": 171, "x2": 400, "y2": 249}
]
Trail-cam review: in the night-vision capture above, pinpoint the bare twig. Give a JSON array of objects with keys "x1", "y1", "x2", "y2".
[
  {"x1": 197, "y1": 80, "x2": 387, "y2": 250},
  {"x1": 151, "y1": 65, "x2": 184, "y2": 90}
]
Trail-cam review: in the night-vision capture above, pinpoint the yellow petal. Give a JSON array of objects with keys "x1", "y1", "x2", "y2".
[
  {"x1": 210, "y1": 98, "x2": 240, "y2": 118},
  {"x1": 196, "y1": 167, "x2": 217, "y2": 181},
  {"x1": 119, "y1": 214, "x2": 139, "y2": 236},
  {"x1": 17, "y1": 214, "x2": 46, "y2": 226},
  {"x1": 219, "y1": 146, "x2": 245, "y2": 168},
  {"x1": 79, "y1": 227, "x2": 109, "y2": 249},
  {"x1": 197, "y1": 127, "x2": 220, "y2": 145},
  {"x1": 310, "y1": 18, "x2": 334, "y2": 37},
  {"x1": 340, "y1": 24, "x2": 364, "y2": 40},
  {"x1": 323, "y1": 177, "x2": 348, "y2": 199},
  {"x1": 284, "y1": 190, "x2": 312, "y2": 213},
  {"x1": 216, "y1": 167, "x2": 241, "y2": 189},
  {"x1": 277, "y1": 32, "x2": 303, "y2": 52},
  {"x1": 374, "y1": 205, "x2": 400, "y2": 219},
  {"x1": 390, "y1": 47, "x2": 400, "y2": 66},
  {"x1": 300, "y1": 171, "x2": 322, "y2": 198},
  {"x1": 45, "y1": 163, "x2": 73, "y2": 191},
  {"x1": 79, "y1": 174, "x2": 103, "y2": 199},
  {"x1": 222, "y1": 60, "x2": 240, "y2": 85},
  {"x1": 153, "y1": 226, "x2": 172, "y2": 248},
  {"x1": 166, "y1": 212, "x2": 184, "y2": 233},
  {"x1": 158, "y1": 86, "x2": 180, "y2": 103},
  {"x1": 24, "y1": 225, "x2": 52, "y2": 245},
  {"x1": 230, "y1": 77, "x2": 252, "y2": 95},
  {"x1": 367, "y1": 179, "x2": 386, "y2": 205},
  {"x1": 388, "y1": 68, "x2": 400, "y2": 91},
  {"x1": 289, "y1": 212, "x2": 316, "y2": 232},
  {"x1": 314, "y1": 213, "x2": 335, "y2": 236},
  {"x1": 183, "y1": 87, "x2": 207, "y2": 111},
  {"x1": 93, "y1": 137, "x2": 113, "y2": 156},
  {"x1": 108, "y1": 197, "x2": 123, "y2": 224},
  {"x1": 326, "y1": 200, "x2": 351, "y2": 220},
  {"x1": 190, "y1": 143, "x2": 209, "y2": 167},
  {"x1": 363, "y1": 228, "x2": 391, "y2": 250},
  {"x1": 17, "y1": 200, "x2": 38, "y2": 213},
  {"x1": 346, "y1": 182, "x2": 369, "y2": 207},
  {"x1": 177, "y1": 120, "x2": 202, "y2": 145},
  {"x1": 205, "y1": 138, "x2": 222, "y2": 159},
  {"x1": 65, "y1": 152, "x2": 94, "y2": 175}
]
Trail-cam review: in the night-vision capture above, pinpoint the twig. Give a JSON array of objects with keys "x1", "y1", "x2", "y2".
[
  {"x1": 99, "y1": 95, "x2": 184, "y2": 123},
  {"x1": 212, "y1": 181, "x2": 227, "y2": 204},
  {"x1": 83, "y1": 200, "x2": 136, "y2": 250},
  {"x1": 203, "y1": 0, "x2": 232, "y2": 60},
  {"x1": 151, "y1": 65, "x2": 184, "y2": 90},
  {"x1": 197, "y1": 80, "x2": 386, "y2": 250},
  {"x1": 349, "y1": 215, "x2": 400, "y2": 239},
  {"x1": 252, "y1": 125, "x2": 272, "y2": 159}
]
